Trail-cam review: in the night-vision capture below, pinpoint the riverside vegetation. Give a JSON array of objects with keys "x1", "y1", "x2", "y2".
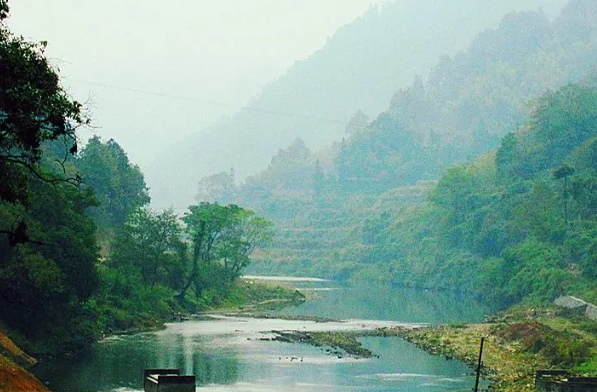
[
  {"x1": 3, "y1": 1, "x2": 597, "y2": 391},
  {"x1": 390, "y1": 305, "x2": 597, "y2": 392},
  {"x1": 0, "y1": 2, "x2": 295, "y2": 390}
]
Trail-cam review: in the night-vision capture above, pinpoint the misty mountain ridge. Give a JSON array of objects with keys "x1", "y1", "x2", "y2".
[
  {"x1": 231, "y1": 0, "x2": 597, "y2": 212},
  {"x1": 389, "y1": 0, "x2": 597, "y2": 150},
  {"x1": 147, "y1": 0, "x2": 569, "y2": 209},
  {"x1": 238, "y1": 0, "x2": 597, "y2": 283},
  {"x1": 327, "y1": 0, "x2": 597, "y2": 195}
]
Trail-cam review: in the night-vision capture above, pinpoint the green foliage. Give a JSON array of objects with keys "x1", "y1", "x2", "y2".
[
  {"x1": 386, "y1": 8, "x2": 597, "y2": 169},
  {"x1": 519, "y1": 84, "x2": 597, "y2": 176},
  {"x1": 0, "y1": 9, "x2": 104, "y2": 355},
  {"x1": 370, "y1": 85, "x2": 597, "y2": 306},
  {"x1": 179, "y1": 202, "x2": 274, "y2": 300},
  {"x1": 494, "y1": 321, "x2": 592, "y2": 368},
  {"x1": 496, "y1": 132, "x2": 519, "y2": 179},
  {"x1": 96, "y1": 208, "x2": 186, "y2": 330},
  {"x1": 248, "y1": 83, "x2": 597, "y2": 311},
  {"x1": 76, "y1": 136, "x2": 150, "y2": 234},
  {"x1": 111, "y1": 208, "x2": 185, "y2": 287},
  {"x1": 497, "y1": 240, "x2": 570, "y2": 304},
  {"x1": 0, "y1": 177, "x2": 100, "y2": 354},
  {"x1": 236, "y1": 138, "x2": 315, "y2": 210},
  {"x1": 229, "y1": 281, "x2": 305, "y2": 307},
  {"x1": 94, "y1": 202, "x2": 274, "y2": 332},
  {"x1": 0, "y1": 1, "x2": 7, "y2": 20},
  {"x1": 95, "y1": 264, "x2": 180, "y2": 331},
  {"x1": 0, "y1": 19, "x2": 86, "y2": 205},
  {"x1": 336, "y1": 114, "x2": 430, "y2": 193}
]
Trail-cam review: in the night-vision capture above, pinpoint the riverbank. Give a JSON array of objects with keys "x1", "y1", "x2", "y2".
[
  {"x1": 103, "y1": 280, "x2": 306, "y2": 336},
  {"x1": 254, "y1": 305, "x2": 597, "y2": 392},
  {"x1": 385, "y1": 306, "x2": 597, "y2": 392},
  {"x1": 0, "y1": 328, "x2": 50, "y2": 392}
]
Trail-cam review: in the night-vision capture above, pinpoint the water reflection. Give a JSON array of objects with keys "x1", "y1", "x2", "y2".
[
  {"x1": 280, "y1": 282, "x2": 488, "y2": 324},
  {"x1": 33, "y1": 282, "x2": 487, "y2": 392}
]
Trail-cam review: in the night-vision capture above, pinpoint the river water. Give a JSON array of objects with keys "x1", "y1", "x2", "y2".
[{"x1": 34, "y1": 279, "x2": 490, "y2": 392}]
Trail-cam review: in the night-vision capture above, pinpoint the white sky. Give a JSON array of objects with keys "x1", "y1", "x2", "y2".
[{"x1": 7, "y1": 0, "x2": 389, "y2": 167}]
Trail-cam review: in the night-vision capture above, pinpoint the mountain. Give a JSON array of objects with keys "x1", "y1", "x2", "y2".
[
  {"x1": 233, "y1": 0, "x2": 597, "y2": 283},
  {"x1": 146, "y1": 0, "x2": 569, "y2": 209},
  {"x1": 368, "y1": 83, "x2": 597, "y2": 306},
  {"x1": 386, "y1": 0, "x2": 597, "y2": 153}
]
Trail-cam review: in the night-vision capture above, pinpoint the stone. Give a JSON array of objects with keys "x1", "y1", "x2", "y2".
[
  {"x1": 554, "y1": 296, "x2": 588, "y2": 310},
  {"x1": 585, "y1": 304, "x2": 597, "y2": 321}
]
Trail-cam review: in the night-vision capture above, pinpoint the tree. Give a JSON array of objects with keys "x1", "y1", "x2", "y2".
[
  {"x1": 345, "y1": 110, "x2": 369, "y2": 135},
  {"x1": 527, "y1": 85, "x2": 597, "y2": 174},
  {"x1": 312, "y1": 159, "x2": 326, "y2": 201},
  {"x1": 0, "y1": 3, "x2": 101, "y2": 354},
  {"x1": 196, "y1": 168, "x2": 237, "y2": 204},
  {"x1": 553, "y1": 164, "x2": 575, "y2": 224},
  {"x1": 0, "y1": 1, "x2": 7, "y2": 20},
  {"x1": 496, "y1": 132, "x2": 518, "y2": 177},
  {"x1": 247, "y1": 138, "x2": 314, "y2": 195},
  {"x1": 178, "y1": 203, "x2": 273, "y2": 300},
  {"x1": 0, "y1": 176, "x2": 100, "y2": 353},
  {"x1": 111, "y1": 208, "x2": 184, "y2": 287},
  {"x1": 76, "y1": 136, "x2": 150, "y2": 232},
  {"x1": 218, "y1": 208, "x2": 274, "y2": 277},
  {"x1": 0, "y1": 10, "x2": 87, "y2": 206}
]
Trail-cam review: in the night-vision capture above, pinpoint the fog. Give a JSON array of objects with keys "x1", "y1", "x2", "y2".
[
  {"x1": 7, "y1": 0, "x2": 389, "y2": 168},
  {"x1": 7, "y1": 0, "x2": 570, "y2": 209}
]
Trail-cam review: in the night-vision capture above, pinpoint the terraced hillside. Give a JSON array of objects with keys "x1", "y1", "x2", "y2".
[{"x1": 248, "y1": 182, "x2": 435, "y2": 278}]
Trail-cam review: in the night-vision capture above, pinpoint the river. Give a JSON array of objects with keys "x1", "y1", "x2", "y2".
[{"x1": 33, "y1": 279, "x2": 490, "y2": 392}]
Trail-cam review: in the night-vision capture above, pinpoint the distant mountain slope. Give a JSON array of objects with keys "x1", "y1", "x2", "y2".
[
  {"x1": 385, "y1": 0, "x2": 597, "y2": 159},
  {"x1": 147, "y1": 0, "x2": 568, "y2": 209},
  {"x1": 326, "y1": 1, "x2": 597, "y2": 196},
  {"x1": 240, "y1": 0, "x2": 597, "y2": 281}
]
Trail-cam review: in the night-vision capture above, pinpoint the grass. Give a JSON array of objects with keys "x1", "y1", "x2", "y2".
[{"x1": 386, "y1": 306, "x2": 597, "y2": 392}]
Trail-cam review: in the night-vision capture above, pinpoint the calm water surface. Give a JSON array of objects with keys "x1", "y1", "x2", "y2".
[{"x1": 34, "y1": 279, "x2": 489, "y2": 392}]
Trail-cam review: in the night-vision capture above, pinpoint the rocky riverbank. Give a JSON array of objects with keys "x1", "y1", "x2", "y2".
[
  {"x1": 251, "y1": 306, "x2": 597, "y2": 392},
  {"x1": 385, "y1": 306, "x2": 597, "y2": 392},
  {"x1": 263, "y1": 330, "x2": 377, "y2": 358}
]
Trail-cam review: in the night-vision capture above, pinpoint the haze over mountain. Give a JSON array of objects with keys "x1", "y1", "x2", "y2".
[
  {"x1": 9, "y1": 1, "x2": 395, "y2": 172},
  {"x1": 148, "y1": 0, "x2": 569, "y2": 209},
  {"x1": 233, "y1": 0, "x2": 597, "y2": 292}
]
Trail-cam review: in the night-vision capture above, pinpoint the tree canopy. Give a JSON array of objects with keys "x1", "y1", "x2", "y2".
[
  {"x1": 76, "y1": 136, "x2": 150, "y2": 232},
  {"x1": 0, "y1": 12, "x2": 87, "y2": 206},
  {"x1": 0, "y1": 5, "x2": 99, "y2": 353},
  {"x1": 179, "y1": 203, "x2": 273, "y2": 300}
]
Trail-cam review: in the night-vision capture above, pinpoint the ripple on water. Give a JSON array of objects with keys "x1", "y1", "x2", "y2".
[
  {"x1": 161, "y1": 316, "x2": 420, "y2": 337},
  {"x1": 195, "y1": 381, "x2": 362, "y2": 391}
]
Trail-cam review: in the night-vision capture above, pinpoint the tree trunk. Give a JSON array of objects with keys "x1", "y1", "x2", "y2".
[{"x1": 177, "y1": 221, "x2": 205, "y2": 301}]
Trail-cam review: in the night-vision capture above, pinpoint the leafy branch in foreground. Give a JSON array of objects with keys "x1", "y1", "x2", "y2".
[{"x1": 0, "y1": 15, "x2": 88, "y2": 206}]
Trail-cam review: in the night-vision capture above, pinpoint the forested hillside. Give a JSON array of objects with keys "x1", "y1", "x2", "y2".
[
  {"x1": 148, "y1": 0, "x2": 569, "y2": 209},
  {"x1": 360, "y1": 84, "x2": 597, "y2": 307},
  {"x1": 335, "y1": 0, "x2": 597, "y2": 194},
  {"x1": 200, "y1": 0, "x2": 597, "y2": 308}
]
